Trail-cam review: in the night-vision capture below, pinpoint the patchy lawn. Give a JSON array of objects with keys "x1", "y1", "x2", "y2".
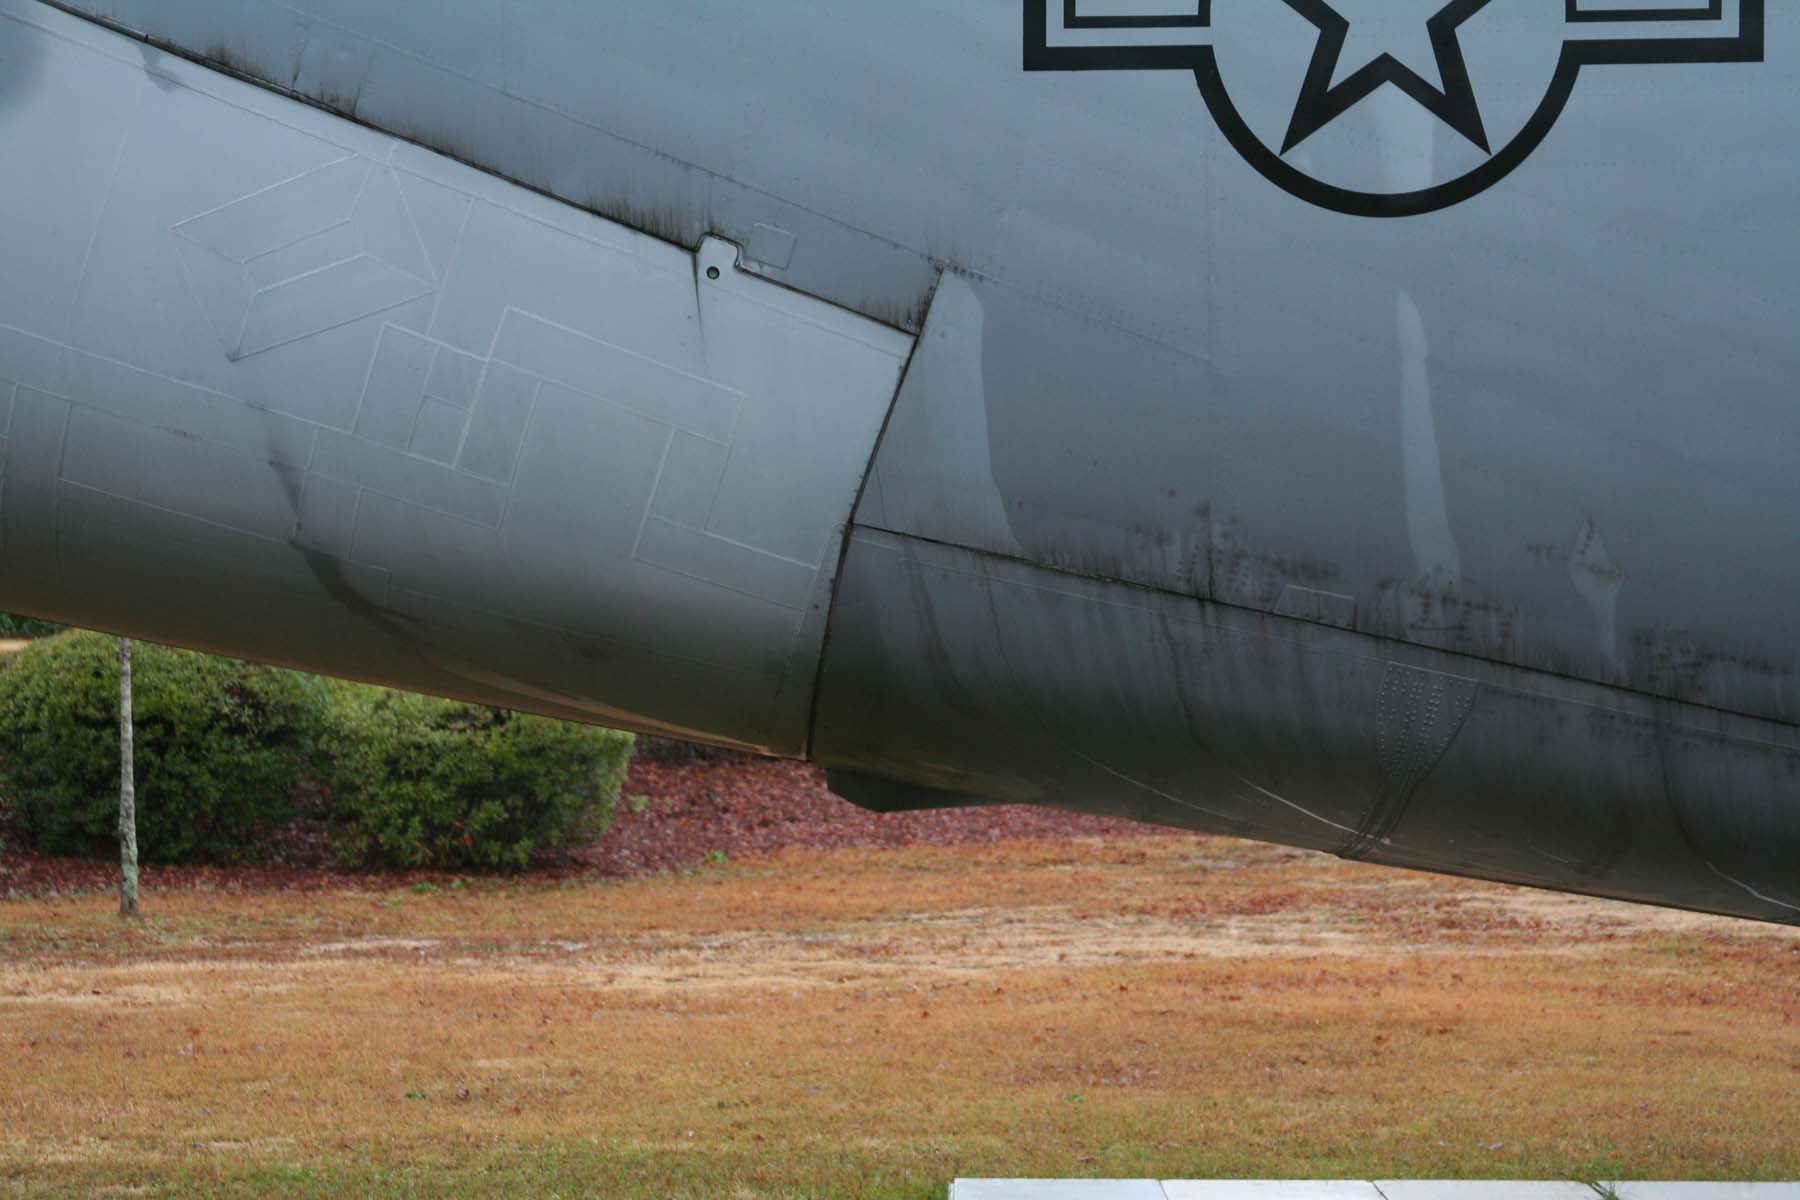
[{"x1": 1, "y1": 824, "x2": 1796, "y2": 1198}]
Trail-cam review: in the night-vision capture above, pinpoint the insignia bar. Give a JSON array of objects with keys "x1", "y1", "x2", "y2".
[{"x1": 1024, "y1": 0, "x2": 1764, "y2": 217}]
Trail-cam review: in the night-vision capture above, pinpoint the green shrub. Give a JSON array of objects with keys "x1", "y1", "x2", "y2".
[
  {"x1": 0, "y1": 632, "x2": 329, "y2": 862},
  {"x1": 0, "y1": 613, "x2": 64, "y2": 639},
  {"x1": 0, "y1": 631, "x2": 633, "y2": 871},
  {"x1": 323, "y1": 685, "x2": 632, "y2": 871}
]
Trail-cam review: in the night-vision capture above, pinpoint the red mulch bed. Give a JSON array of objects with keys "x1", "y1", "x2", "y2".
[
  {"x1": 575, "y1": 757, "x2": 1167, "y2": 877},
  {"x1": 0, "y1": 756, "x2": 1166, "y2": 899}
]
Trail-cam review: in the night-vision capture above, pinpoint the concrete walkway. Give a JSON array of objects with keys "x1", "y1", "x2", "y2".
[{"x1": 951, "y1": 1183, "x2": 1800, "y2": 1199}]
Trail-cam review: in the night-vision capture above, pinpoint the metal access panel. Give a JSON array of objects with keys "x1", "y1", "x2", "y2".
[{"x1": 0, "y1": 1, "x2": 913, "y2": 753}]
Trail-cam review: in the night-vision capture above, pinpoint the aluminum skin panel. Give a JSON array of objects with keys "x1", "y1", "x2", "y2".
[
  {"x1": 41, "y1": 0, "x2": 1800, "y2": 726},
  {"x1": 812, "y1": 529, "x2": 1800, "y2": 924},
  {"x1": 0, "y1": 2, "x2": 913, "y2": 753}
]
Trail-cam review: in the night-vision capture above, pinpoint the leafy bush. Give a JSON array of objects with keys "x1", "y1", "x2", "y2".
[
  {"x1": 0, "y1": 613, "x2": 64, "y2": 639},
  {"x1": 0, "y1": 632, "x2": 633, "y2": 870},
  {"x1": 0, "y1": 632, "x2": 329, "y2": 862},
  {"x1": 323, "y1": 685, "x2": 632, "y2": 871}
]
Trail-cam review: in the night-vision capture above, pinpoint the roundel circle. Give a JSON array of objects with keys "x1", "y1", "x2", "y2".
[{"x1": 1198, "y1": 0, "x2": 1569, "y2": 217}]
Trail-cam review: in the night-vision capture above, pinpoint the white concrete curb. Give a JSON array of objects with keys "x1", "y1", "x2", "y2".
[{"x1": 950, "y1": 1183, "x2": 1800, "y2": 1200}]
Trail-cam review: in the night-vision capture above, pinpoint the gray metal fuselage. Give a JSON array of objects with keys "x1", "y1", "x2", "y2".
[{"x1": 0, "y1": 0, "x2": 1794, "y2": 922}]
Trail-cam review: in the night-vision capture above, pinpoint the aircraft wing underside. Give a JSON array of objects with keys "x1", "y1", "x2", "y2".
[{"x1": 0, "y1": 1, "x2": 1795, "y2": 924}]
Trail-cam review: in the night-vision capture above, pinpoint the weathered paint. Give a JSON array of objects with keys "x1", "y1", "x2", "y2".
[{"x1": 2, "y1": 1, "x2": 1796, "y2": 922}]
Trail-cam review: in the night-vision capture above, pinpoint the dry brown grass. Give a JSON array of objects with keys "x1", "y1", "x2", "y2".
[{"x1": 1, "y1": 835, "x2": 1796, "y2": 1198}]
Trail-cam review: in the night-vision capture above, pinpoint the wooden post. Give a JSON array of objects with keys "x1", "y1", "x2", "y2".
[{"x1": 118, "y1": 637, "x2": 139, "y2": 919}]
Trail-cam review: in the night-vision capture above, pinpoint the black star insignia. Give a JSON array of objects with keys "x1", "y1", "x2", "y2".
[{"x1": 1280, "y1": 0, "x2": 1496, "y2": 155}]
